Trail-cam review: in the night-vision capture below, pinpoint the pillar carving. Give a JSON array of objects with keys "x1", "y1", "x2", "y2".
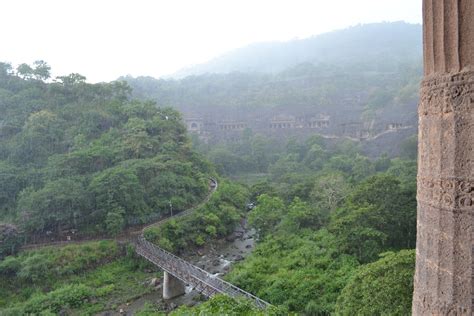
[{"x1": 413, "y1": 1, "x2": 474, "y2": 314}]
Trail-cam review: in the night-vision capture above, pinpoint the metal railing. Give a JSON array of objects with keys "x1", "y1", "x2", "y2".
[
  {"x1": 136, "y1": 236, "x2": 270, "y2": 309},
  {"x1": 135, "y1": 178, "x2": 271, "y2": 309}
]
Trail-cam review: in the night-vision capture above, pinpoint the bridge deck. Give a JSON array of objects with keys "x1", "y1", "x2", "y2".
[
  {"x1": 135, "y1": 178, "x2": 271, "y2": 309},
  {"x1": 136, "y1": 237, "x2": 270, "y2": 308}
]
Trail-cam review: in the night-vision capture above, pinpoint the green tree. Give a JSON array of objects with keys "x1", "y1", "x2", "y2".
[
  {"x1": 227, "y1": 230, "x2": 359, "y2": 314},
  {"x1": 310, "y1": 172, "x2": 350, "y2": 215},
  {"x1": 0, "y1": 62, "x2": 13, "y2": 78},
  {"x1": 335, "y1": 250, "x2": 415, "y2": 316},
  {"x1": 303, "y1": 143, "x2": 328, "y2": 170},
  {"x1": 0, "y1": 65, "x2": 211, "y2": 240},
  {"x1": 0, "y1": 162, "x2": 23, "y2": 214},
  {"x1": 330, "y1": 173, "x2": 416, "y2": 262},
  {"x1": 56, "y1": 73, "x2": 86, "y2": 85},
  {"x1": 16, "y1": 63, "x2": 34, "y2": 80},
  {"x1": 208, "y1": 148, "x2": 247, "y2": 175},
  {"x1": 249, "y1": 181, "x2": 277, "y2": 201},
  {"x1": 347, "y1": 173, "x2": 416, "y2": 250},
  {"x1": 105, "y1": 206, "x2": 126, "y2": 236},
  {"x1": 350, "y1": 154, "x2": 375, "y2": 182},
  {"x1": 250, "y1": 134, "x2": 271, "y2": 172},
  {"x1": 248, "y1": 194, "x2": 284, "y2": 239},
  {"x1": 17, "y1": 110, "x2": 65, "y2": 163},
  {"x1": 0, "y1": 224, "x2": 21, "y2": 258},
  {"x1": 279, "y1": 197, "x2": 323, "y2": 231},
  {"x1": 17, "y1": 178, "x2": 88, "y2": 234},
  {"x1": 122, "y1": 117, "x2": 158, "y2": 158},
  {"x1": 32, "y1": 60, "x2": 51, "y2": 81},
  {"x1": 89, "y1": 166, "x2": 148, "y2": 227},
  {"x1": 330, "y1": 205, "x2": 387, "y2": 263}
]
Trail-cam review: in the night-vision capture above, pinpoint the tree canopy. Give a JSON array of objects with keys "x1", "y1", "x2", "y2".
[{"x1": 0, "y1": 62, "x2": 213, "y2": 248}]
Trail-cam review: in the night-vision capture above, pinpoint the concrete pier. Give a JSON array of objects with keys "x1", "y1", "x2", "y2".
[{"x1": 163, "y1": 271, "x2": 186, "y2": 300}]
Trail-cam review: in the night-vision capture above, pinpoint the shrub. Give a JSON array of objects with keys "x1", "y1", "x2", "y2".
[
  {"x1": 22, "y1": 284, "x2": 95, "y2": 313},
  {"x1": 335, "y1": 249, "x2": 415, "y2": 315}
]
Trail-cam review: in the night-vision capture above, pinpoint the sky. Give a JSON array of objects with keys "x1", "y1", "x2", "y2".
[{"x1": 0, "y1": 0, "x2": 422, "y2": 82}]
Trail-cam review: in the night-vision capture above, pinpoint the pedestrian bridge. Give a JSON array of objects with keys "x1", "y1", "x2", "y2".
[{"x1": 134, "y1": 179, "x2": 271, "y2": 309}]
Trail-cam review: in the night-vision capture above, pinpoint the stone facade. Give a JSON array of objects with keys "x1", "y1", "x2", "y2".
[
  {"x1": 183, "y1": 111, "x2": 412, "y2": 144},
  {"x1": 386, "y1": 122, "x2": 404, "y2": 130},
  {"x1": 185, "y1": 117, "x2": 204, "y2": 134},
  {"x1": 413, "y1": 1, "x2": 474, "y2": 314}
]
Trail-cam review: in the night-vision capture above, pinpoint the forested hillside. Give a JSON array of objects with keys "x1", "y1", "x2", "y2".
[
  {"x1": 0, "y1": 62, "x2": 213, "y2": 256},
  {"x1": 125, "y1": 22, "x2": 421, "y2": 113},
  {"x1": 123, "y1": 22, "x2": 422, "y2": 157},
  {"x1": 173, "y1": 22, "x2": 421, "y2": 77},
  {"x1": 124, "y1": 61, "x2": 420, "y2": 117}
]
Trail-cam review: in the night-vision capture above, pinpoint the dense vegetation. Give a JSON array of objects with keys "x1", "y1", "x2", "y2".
[
  {"x1": 124, "y1": 59, "x2": 420, "y2": 120},
  {"x1": 175, "y1": 134, "x2": 417, "y2": 314},
  {"x1": 0, "y1": 61, "x2": 213, "y2": 256},
  {"x1": 0, "y1": 241, "x2": 157, "y2": 315},
  {"x1": 134, "y1": 295, "x2": 288, "y2": 316},
  {"x1": 170, "y1": 295, "x2": 285, "y2": 316},
  {"x1": 335, "y1": 249, "x2": 415, "y2": 315},
  {"x1": 0, "y1": 22, "x2": 422, "y2": 314},
  {"x1": 132, "y1": 132, "x2": 418, "y2": 315},
  {"x1": 144, "y1": 180, "x2": 249, "y2": 253}
]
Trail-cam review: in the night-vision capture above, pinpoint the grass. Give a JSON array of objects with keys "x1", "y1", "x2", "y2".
[{"x1": 0, "y1": 240, "x2": 162, "y2": 315}]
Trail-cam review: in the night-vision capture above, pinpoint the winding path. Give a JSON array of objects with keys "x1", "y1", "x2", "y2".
[{"x1": 19, "y1": 178, "x2": 271, "y2": 308}]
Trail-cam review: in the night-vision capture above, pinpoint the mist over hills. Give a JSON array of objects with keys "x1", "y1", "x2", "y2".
[
  {"x1": 172, "y1": 22, "x2": 422, "y2": 78},
  {"x1": 124, "y1": 22, "x2": 422, "y2": 157}
]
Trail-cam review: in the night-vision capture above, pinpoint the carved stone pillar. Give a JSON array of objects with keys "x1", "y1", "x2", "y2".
[{"x1": 413, "y1": 0, "x2": 474, "y2": 314}]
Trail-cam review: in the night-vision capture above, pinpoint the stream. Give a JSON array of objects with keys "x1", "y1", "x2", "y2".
[{"x1": 101, "y1": 220, "x2": 256, "y2": 315}]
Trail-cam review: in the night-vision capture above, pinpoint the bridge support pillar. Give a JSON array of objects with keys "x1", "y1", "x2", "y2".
[
  {"x1": 413, "y1": 1, "x2": 474, "y2": 314},
  {"x1": 163, "y1": 271, "x2": 185, "y2": 300}
]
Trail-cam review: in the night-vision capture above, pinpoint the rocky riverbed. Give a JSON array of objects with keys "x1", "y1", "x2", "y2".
[
  {"x1": 187, "y1": 223, "x2": 256, "y2": 275},
  {"x1": 101, "y1": 221, "x2": 256, "y2": 315}
]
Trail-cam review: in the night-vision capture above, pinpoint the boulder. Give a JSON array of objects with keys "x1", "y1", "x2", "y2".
[
  {"x1": 225, "y1": 234, "x2": 237, "y2": 242},
  {"x1": 234, "y1": 255, "x2": 244, "y2": 261},
  {"x1": 169, "y1": 302, "x2": 178, "y2": 310}
]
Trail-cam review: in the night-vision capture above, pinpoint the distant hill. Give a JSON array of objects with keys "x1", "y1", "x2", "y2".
[
  {"x1": 123, "y1": 22, "x2": 422, "y2": 157},
  {"x1": 173, "y1": 22, "x2": 422, "y2": 78}
]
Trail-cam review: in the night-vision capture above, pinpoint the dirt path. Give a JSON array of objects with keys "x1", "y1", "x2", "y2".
[
  {"x1": 20, "y1": 178, "x2": 217, "y2": 251},
  {"x1": 18, "y1": 178, "x2": 257, "y2": 315}
]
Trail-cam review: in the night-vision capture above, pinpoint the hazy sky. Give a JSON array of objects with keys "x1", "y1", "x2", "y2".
[{"x1": 1, "y1": 0, "x2": 421, "y2": 82}]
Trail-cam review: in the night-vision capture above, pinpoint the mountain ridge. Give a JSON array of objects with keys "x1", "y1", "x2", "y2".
[{"x1": 172, "y1": 21, "x2": 422, "y2": 78}]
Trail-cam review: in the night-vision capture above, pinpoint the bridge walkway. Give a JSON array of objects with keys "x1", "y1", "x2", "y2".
[{"x1": 135, "y1": 178, "x2": 271, "y2": 309}]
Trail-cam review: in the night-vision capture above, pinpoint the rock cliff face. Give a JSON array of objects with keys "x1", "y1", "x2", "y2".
[{"x1": 182, "y1": 98, "x2": 418, "y2": 157}]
